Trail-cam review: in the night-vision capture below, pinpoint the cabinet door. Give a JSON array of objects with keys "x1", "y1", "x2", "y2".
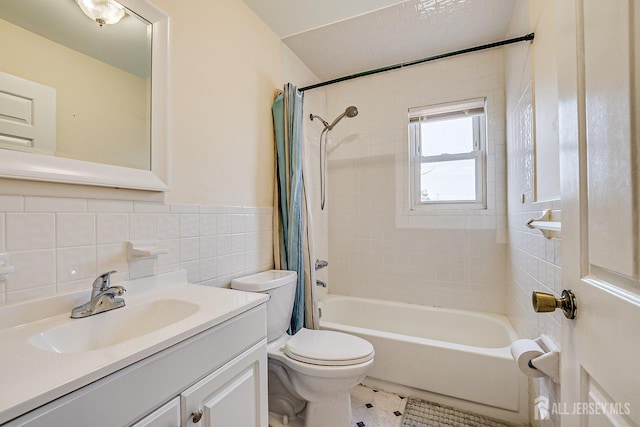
[
  {"x1": 132, "y1": 397, "x2": 180, "y2": 427},
  {"x1": 181, "y1": 340, "x2": 267, "y2": 427}
]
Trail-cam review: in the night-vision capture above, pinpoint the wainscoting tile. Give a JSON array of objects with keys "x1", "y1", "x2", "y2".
[{"x1": 0, "y1": 197, "x2": 273, "y2": 305}]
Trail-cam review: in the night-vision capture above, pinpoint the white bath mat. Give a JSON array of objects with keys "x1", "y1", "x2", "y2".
[{"x1": 401, "y1": 398, "x2": 518, "y2": 427}]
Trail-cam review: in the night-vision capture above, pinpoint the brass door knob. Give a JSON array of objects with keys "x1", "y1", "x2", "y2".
[{"x1": 532, "y1": 289, "x2": 577, "y2": 319}]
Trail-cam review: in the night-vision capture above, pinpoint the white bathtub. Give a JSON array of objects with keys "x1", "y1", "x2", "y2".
[{"x1": 319, "y1": 295, "x2": 526, "y2": 420}]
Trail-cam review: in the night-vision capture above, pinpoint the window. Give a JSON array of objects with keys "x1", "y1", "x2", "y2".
[{"x1": 408, "y1": 98, "x2": 486, "y2": 208}]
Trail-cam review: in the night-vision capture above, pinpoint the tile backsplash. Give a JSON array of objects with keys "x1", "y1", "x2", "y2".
[{"x1": 0, "y1": 195, "x2": 273, "y2": 305}]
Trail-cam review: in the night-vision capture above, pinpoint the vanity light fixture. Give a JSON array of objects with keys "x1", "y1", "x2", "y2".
[{"x1": 75, "y1": 0, "x2": 126, "y2": 27}]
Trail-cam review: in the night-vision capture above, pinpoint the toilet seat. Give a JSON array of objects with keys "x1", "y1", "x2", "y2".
[{"x1": 283, "y1": 328, "x2": 374, "y2": 366}]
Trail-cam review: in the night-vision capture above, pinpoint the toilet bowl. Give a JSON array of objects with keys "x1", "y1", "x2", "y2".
[{"x1": 231, "y1": 271, "x2": 374, "y2": 427}]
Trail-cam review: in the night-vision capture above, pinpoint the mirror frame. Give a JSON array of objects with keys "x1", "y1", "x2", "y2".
[{"x1": 0, "y1": 0, "x2": 170, "y2": 191}]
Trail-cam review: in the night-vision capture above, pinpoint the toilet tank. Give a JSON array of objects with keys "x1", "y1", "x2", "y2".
[{"x1": 231, "y1": 270, "x2": 297, "y2": 342}]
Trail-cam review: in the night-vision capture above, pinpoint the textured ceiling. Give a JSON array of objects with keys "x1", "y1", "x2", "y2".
[
  {"x1": 245, "y1": 0, "x2": 517, "y2": 82},
  {"x1": 242, "y1": 0, "x2": 406, "y2": 38}
]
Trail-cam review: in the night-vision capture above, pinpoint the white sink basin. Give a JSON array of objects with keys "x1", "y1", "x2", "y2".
[
  {"x1": 29, "y1": 299, "x2": 199, "y2": 353},
  {"x1": 0, "y1": 270, "x2": 268, "y2": 425}
]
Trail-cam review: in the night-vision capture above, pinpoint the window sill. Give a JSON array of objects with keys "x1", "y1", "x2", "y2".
[{"x1": 409, "y1": 202, "x2": 487, "y2": 212}]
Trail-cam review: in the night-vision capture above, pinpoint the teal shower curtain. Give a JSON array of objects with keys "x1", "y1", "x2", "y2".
[{"x1": 272, "y1": 83, "x2": 318, "y2": 334}]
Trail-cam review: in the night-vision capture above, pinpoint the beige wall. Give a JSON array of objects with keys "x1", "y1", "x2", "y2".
[{"x1": 155, "y1": 0, "x2": 281, "y2": 207}]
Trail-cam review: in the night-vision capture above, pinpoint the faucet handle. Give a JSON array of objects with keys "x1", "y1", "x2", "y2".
[
  {"x1": 315, "y1": 259, "x2": 329, "y2": 271},
  {"x1": 103, "y1": 285, "x2": 126, "y2": 297},
  {"x1": 92, "y1": 270, "x2": 117, "y2": 292}
]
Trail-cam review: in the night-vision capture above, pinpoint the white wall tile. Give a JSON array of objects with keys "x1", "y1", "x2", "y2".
[
  {"x1": 6, "y1": 214, "x2": 55, "y2": 251},
  {"x1": 217, "y1": 235, "x2": 232, "y2": 256},
  {"x1": 157, "y1": 239, "x2": 180, "y2": 266},
  {"x1": 231, "y1": 234, "x2": 245, "y2": 254},
  {"x1": 57, "y1": 246, "x2": 97, "y2": 283},
  {"x1": 130, "y1": 258, "x2": 156, "y2": 280},
  {"x1": 231, "y1": 214, "x2": 245, "y2": 233},
  {"x1": 57, "y1": 279, "x2": 92, "y2": 294},
  {"x1": 217, "y1": 214, "x2": 232, "y2": 234},
  {"x1": 199, "y1": 205, "x2": 221, "y2": 214},
  {"x1": 5, "y1": 250, "x2": 55, "y2": 291},
  {"x1": 180, "y1": 260, "x2": 199, "y2": 283},
  {"x1": 200, "y1": 214, "x2": 217, "y2": 236},
  {"x1": 180, "y1": 214, "x2": 199, "y2": 238},
  {"x1": 319, "y1": 50, "x2": 507, "y2": 313},
  {"x1": 87, "y1": 200, "x2": 133, "y2": 213},
  {"x1": 200, "y1": 236, "x2": 217, "y2": 258},
  {"x1": 97, "y1": 214, "x2": 129, "y2": 244},
  {"x1": 97, "y1": 243, "x2": 129, "y2": 276},
  {"x1": 171, "y1": 204, "x2": 199, "y2": 214},
  {"x1": 180, "y1": 237, "x2": 199, "y2": 262},
  {"x1": 200, "y1": 257, "x2": 218, "y2": 281},
  {"x1": 25, "y1": 197, "x2": 86, "y2": 212},
  {"x1": 157, "y1": 214, "x2": 179, "y2": 239},
  {"x1": 505, "y1": 4, "x2": 562, "y2": 423},
  {"x1": 0, "y1": 195, "x2": 273, "y2": 305},
  {"x1": 133, "y1": 202, "x2": 170, "y2": 213},
  {"x1": 57, "y1": 214, "x2": 96, "y2": 248},
  {"x1": 130, "y1": 214, "x2": 157, "y2": 241}
]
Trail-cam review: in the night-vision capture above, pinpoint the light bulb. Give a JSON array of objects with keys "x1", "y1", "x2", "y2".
[{"x1": 75, "y1": 0, "x2": 125, "y2": 27}]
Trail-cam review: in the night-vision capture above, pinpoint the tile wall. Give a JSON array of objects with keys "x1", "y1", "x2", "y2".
[
  {"x1": 319, "y1": 48, "x2": 508, "y2": 313},
  {"x1": 0, "y1": 195, "x2": 273, "y2": 305},
  {"x1": 505, "y1": 1, "x2": 562, "y2": 425}
]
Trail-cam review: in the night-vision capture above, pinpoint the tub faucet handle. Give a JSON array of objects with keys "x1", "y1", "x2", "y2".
[{"x1": 315, "y1": 259, "x2": 329, "y2": 270}]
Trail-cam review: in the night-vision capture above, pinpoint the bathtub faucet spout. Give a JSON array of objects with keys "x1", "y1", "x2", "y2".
[{"x1": 316, "y1": 280, "x2": 327, "y2": 287}]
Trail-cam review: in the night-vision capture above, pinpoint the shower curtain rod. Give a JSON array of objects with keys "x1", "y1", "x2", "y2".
[{"x1": 299, "y1": 32, "x2": 534, "y2": 92}]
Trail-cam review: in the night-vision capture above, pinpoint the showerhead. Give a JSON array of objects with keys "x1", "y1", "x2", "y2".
[
  {"x1": 327, "y1": 105, "x2": 359, "y2": 130},
  {"x1": 310, "y1": 106, "x2": 359, "y2": 131}
]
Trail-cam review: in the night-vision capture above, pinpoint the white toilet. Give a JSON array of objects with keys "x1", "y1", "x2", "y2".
[{"x1": 231, "y1": 270, "x2": 374, "y2": 427}]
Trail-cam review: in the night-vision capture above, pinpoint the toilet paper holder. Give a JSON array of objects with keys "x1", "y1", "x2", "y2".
[
  {"x1": 511, "y1": 335, "x2": 560, "y2": 383},
  {"x1": 529, "y1": 336, "x2": 560, "y2": 383}
]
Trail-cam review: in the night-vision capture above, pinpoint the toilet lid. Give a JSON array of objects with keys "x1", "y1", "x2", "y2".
[{"x1": 284, "y1": 328, "x2": 374, "y2": 366}]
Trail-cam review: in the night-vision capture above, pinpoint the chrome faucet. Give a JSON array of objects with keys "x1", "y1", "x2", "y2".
[
  {"x1": 71, "y1": 271, "x2": 126, "y2": 318},
  {"x1": 316, "y1": 280, "x2": 327, "y2": 288}
]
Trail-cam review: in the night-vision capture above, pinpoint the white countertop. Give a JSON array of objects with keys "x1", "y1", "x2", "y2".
[{"x1": 0, "y1": 270, "x2": 268, "y2": 424}]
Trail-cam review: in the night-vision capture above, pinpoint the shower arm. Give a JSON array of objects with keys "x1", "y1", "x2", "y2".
[{"x1": 310, "y1": 114, "x2": 329, "y2": 128}]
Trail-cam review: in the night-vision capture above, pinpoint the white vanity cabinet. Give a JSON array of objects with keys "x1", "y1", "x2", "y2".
[{"x1": 4, "y1": 305, "x2": 268, "y2": 427}]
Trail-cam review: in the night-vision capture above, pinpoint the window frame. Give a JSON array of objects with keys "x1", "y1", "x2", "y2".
[{"x1": 408, "y1": 98, "x2": 487, "y2": 209}]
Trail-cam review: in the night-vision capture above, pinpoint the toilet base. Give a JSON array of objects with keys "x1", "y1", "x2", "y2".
[
  {"x1": 303, "y1": 391, "x2": 352, "y2": 427},
  {"x1": 268, "y1": 411, "x2": 304, "y2": 427}
]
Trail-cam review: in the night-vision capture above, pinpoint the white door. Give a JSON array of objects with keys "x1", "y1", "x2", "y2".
[{"x1": 557, "y1": 0, "x2": 640, "y2": 425}]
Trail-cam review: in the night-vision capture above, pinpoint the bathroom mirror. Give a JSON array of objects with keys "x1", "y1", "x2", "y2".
[{"x1": 0, "y1": 0, "x2": 170, "y2": 190}]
